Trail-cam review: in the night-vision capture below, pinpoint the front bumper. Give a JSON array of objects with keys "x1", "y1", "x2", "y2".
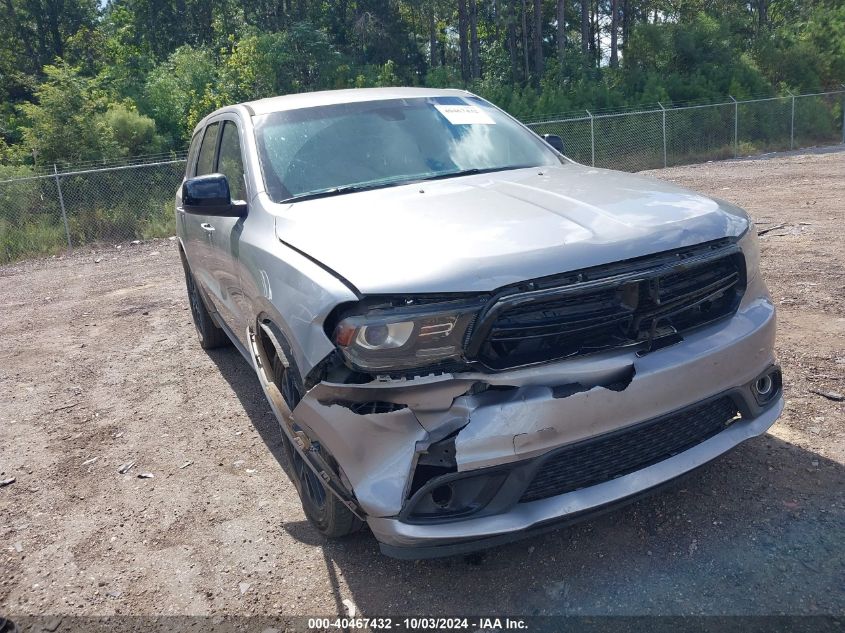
[
  {"x1": 288, "y1": 276, "x2": 781, "y2": 555},
  {"x1": 370, "y1": 393, "x2": 782, "y2": 557}
]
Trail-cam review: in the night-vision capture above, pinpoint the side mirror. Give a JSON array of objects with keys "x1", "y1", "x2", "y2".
[
  {"x1": 182, "y1": 174, "x2": 246, "y2": 217},
  {"x1": 542, "y1": 134, "x2": 565, "y2": 154}
]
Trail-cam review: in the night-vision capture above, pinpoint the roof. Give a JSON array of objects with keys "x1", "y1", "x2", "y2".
[{"x1": 242, "y1": 87, "x2": 473, "y2": 116}]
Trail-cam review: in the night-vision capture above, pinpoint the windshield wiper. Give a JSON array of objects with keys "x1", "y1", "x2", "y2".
[
  {"x1": 281, "y1": 165, "x2": 536, "y2": 203},
  {"x1": 416, "y1": 165, "x2": 534, "y2": 183},
  {"x1": 281, "y1": 182, "x2": 396, "y2": 203}
]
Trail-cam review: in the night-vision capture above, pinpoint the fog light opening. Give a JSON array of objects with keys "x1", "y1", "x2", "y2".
[
  {"x1": 755, "y1": 374, "x2": 774, "y2": 397},
  {"x1": 431, "y1": 484, "x2": 453, "y2": 508}
]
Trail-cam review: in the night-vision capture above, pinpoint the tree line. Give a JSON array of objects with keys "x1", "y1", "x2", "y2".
[{"x1": 0, "y1": 0, "x2": 843, "y2": 166}]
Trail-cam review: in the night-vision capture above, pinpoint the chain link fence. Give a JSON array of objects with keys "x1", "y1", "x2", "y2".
[
  {"x1": 0, "y1": 157, "x2": 187, "y2": 263},
  {"x1": 0, "y1": 90, "x2": 843, "y2": 263},
  {"x1": 526, "y1": 89, "x2": 845, "y2": 171}
]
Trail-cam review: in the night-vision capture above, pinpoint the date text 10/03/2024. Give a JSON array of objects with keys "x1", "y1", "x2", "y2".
[{"x1": 307, "y1": 617, "x2": 529, "y2": 630}]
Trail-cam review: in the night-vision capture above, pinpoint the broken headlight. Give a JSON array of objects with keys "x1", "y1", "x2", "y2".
[{"x1": 333, "y1": 298, "x2": 485, "y2": 372}]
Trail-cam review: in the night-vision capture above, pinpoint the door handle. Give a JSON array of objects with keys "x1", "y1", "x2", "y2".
[{"x1": 200, "y1": 223, "x2": 215, "y2": 232}]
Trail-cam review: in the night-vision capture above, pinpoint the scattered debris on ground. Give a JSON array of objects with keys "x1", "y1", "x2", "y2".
[
  {"x1": 758, "y1": 222, "x2": 787, "y2": 236},
  {"x1": 810, "y1": 389, "x2": 845, "y2": 402}
]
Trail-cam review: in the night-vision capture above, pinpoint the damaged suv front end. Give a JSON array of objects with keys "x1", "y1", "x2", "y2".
[
  {"x1": 280, "y1": 228, "x2": 780, "y2": 557},
  {"x1": 177, "y1": 88, "x2": 782, "y2": 558}
]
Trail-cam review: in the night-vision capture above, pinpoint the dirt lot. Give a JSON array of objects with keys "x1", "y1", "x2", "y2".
[{"x1": 1, "y1": 151, "x2": 843, "y2": 619}]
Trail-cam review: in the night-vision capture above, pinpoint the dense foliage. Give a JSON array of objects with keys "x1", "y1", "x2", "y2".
[{"x1": 0, "y1": 0, "x2": 842, "y2": 165}]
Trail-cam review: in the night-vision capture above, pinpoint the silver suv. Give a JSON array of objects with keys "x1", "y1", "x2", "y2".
[{"x1": 176, "y1": 88, "x2": 782, "y2": 558}]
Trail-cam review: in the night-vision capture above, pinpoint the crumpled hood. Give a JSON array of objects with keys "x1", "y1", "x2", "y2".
[{"x1": 273, "y1": 164, "x2": 749, "y2": 294}]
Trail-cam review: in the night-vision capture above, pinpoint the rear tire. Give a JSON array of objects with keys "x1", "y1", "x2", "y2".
[{"x1": 184, "y1": 265, "x2": 229, "y2": 349}]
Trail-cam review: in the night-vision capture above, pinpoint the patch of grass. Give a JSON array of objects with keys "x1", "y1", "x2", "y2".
[
  {"x1": 140, "y1": 201, "x2": 177, "y2": 239},
  {"x1": 0, "y1": 217, "x2": 68, "y2": 263}
]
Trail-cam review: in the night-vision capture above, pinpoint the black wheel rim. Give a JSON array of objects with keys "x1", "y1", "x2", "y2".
[
  {"x1": 294, "y1": 451, "x2": 327, "y2": 511},
  {"x1": 187, "y1": 275, "x2": 203, "y2": 328}
]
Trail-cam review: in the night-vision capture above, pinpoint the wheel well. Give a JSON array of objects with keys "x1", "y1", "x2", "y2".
[
  {"x1": 177, "y1": 243, "x2": 189, "y2": 269},
  {"x1": 251, "y1": 318, "x2": 359, "y2": 508},
  {"x1": 254, "y1": 319, "x2": 305, "y2": 410}
]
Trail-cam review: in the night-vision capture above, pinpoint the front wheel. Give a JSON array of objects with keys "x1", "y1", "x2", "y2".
[
  {"x1": 273, "y1": 355, "x2": 361, "y2": 539},
  {"x1": 285, "y1": 438, "x2": 362, "y2": 539}
]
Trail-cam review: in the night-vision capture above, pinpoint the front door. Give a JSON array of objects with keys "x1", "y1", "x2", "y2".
[{"x1": 203, "y1": 119, "x2": 250, "y2": 345}]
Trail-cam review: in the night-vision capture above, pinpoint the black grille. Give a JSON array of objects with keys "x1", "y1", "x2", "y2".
[
  {"x1": 520, "y1": 396, "x2": 740, "y2": 503},
  {"x1": 470, "y1": 244, "x2": 744, "y2": 370},
  {"x1": 347, "y1": 401, "x2": 407, "y2": 415}
]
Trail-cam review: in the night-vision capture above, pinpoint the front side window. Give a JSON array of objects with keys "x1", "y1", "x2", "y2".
[
  {"x1": 195, "y1": 122, "x2": 220, "y2": 176},
  {"x1": 253, "y1": 96, "x2": 561, "y2": 202},
  {"x1": 217, "y1": 121, "x2": 246, "y2": 201}
]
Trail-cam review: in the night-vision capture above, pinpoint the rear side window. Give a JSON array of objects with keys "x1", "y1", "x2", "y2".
[
  {"x1": 196, "y1": 122, "x2": 220, "y2": 176},
  {"x1": 217, "y1": 121, "x2": 246, "y2": 201},
  {"x1": 185, "y1": 132, "x2": 202, "y2": 178}
]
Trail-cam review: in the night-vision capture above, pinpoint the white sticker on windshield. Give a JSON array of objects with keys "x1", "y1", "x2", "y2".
[{"x1": 434, "y1": 103, "x2": 496, "y2": 125}]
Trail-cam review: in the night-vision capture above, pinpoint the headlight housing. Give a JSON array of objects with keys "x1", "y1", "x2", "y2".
[
  {"x1": 737, "y1": 220, "x2": 760, "y2": 282},
  {"x1": 333, "y1": 298, "x2": 486, "y2": 372}
]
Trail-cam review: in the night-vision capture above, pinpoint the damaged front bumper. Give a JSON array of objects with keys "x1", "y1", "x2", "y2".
[{"x1": 287, "y1": 283, "x2": 782, "y2": 557}]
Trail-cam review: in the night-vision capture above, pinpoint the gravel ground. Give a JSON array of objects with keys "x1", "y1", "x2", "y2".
[{"x1": 1, "y1": 151, "x2": 843, "y2": 619}]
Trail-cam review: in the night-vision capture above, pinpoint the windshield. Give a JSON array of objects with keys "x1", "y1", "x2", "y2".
[{"x1": 252, "y1": 96, "x2": 562, "y2": 202}]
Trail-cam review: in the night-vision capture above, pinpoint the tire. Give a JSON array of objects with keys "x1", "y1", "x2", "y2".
[
  {"x1": 0, "y1": 618, "x2": 20, "y2": 633},
  {"x1": 273, "y1": 354, "x2": 362, "y2": 539},
  {"x1": 287, "y1": 439, "x2": 362, "y2": 538},
  {"x1": 184, "y1": 265, "x2": 229, "y2": 350}
]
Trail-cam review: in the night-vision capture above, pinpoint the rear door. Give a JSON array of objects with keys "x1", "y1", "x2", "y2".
[{"x1": 175, "y1": 129, "x2": 202, "y2": 254}]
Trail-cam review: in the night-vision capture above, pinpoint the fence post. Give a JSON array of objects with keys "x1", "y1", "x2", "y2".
[
  {"x1": 658, "y1": 102, "x2": 667, "y2": 168},
  {"x1": 787, "y1": 90, "x2": 795, "y2": 150},
  {"x1": 729, "y1": 96, "x2": 738, "y2": 158},
  {"x1": 53, "y1": 164, "x2": 72, "y2": 252},
  {"x1": 841, "y1": 86, "x2": 845, "y2": 145},
  {"x1": 586, "y1": 110, "x2": 595, "y2": 167}
]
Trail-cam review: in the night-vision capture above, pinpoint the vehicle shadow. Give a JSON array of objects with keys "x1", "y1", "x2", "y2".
[
  {"x1": 205, "y1": 346, "x2": 291, "y2": 474},
  {"x1": 208, "y1": 347, "x2": 845, "y2": 616}
]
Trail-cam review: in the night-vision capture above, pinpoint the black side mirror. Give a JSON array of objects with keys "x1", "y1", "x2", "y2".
[
  {"x1": 542, "y1": 134, "x2": 565, "y2": 154},
  {"x1": 182, "y1": 174, "x2": 246, "y2": 217}
]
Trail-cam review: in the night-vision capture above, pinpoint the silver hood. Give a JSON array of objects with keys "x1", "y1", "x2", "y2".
[{"x1": 273, "y1": 164, "x2": 749, "y2": 295}]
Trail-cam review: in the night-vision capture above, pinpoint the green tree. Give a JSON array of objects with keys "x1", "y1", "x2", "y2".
[
  {"x1": 142, "y1": 45, "x2": 218, "y2": 143},
  {"x1": 224, "y1": 24, "x2": 343, "y2": 98},
  {"x1": 99, "y1": 103, "x2": 166, "y2": 157},
  {"x1": 19, "y1": 62, "x2": 165, "y2": 165},
  {"x1": 19, "y1": 63, "x2": 104, "y2": 165}
]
